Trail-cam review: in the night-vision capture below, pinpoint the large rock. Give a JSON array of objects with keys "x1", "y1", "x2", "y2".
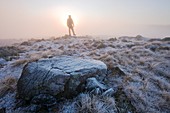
[
  {"x1": 17, "y1": 56, "x2": 107, "y2": 101},
  {"x1": 162, "y1": 37, "x2": 170, "y2": 41}
]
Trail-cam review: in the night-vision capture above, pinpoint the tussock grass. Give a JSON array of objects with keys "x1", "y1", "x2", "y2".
[
  {"x1": 161, "y1": 91, "x2": 170, "y2": 102},
  {"x1": 124, "y1": 76, "x2": 133, "y2": 83},
  {"x1": 76, "y1": 93, "x2": 117, "y2": 113},
  {"x1": 12, "y1": 49, "x2": 64, "y2": 67},
  {"x1": 0, "y1": 76, "x2": 18, "y2": 98},
  {"x1": 60, "y1": 93, "x2": 117, "y2": 113},
  {"x1": 27, "y1": 50, "x2": 63, "y2": 59},
  {"x1": 97, "y1": 54, "x2": 117, "y2": 69},
  {"x1": 0, "y1": 46, "x2": 22, "y2": 61},
  {"x1": 12, "y1": 58, "x2": 39, "y2": 67},
  {"x1": 12, "y1": 59, "x2": 29, "y2": 67},
  {"x1": 157, "y1": 91, "x2": 170, "y2": 112}
]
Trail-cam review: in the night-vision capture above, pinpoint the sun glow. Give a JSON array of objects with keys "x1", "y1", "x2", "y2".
[
  {"x1": 51, "y1": 7, "x2": 79, "y2": 27},
  {"x1": 61, "y1": 13, "x2": 79, "y2": 27}
]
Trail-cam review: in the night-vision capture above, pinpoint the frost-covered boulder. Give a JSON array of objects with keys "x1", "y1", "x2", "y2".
[
  {"x1": 162, "y1": 37, "x2": 170, "y2": 41},
  {"x1": 17, "y1": 56, "x2": 107, "y2": 101}
]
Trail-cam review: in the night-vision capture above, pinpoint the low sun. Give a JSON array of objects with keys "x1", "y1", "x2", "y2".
[
  {"x1": 54, "y1": 7, "x2": 79, "y2": 27},
  {"x1": 50, "y1": 7, "x2": 79, "y2": 28}
]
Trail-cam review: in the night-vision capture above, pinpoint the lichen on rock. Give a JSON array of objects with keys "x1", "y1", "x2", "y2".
[{"x1": 17, "y1": 56, "x2": 107, "y2": 103}]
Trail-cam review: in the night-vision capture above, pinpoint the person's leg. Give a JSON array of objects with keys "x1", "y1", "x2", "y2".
[
  {"x1": 69, "y1": 28, "x2": 71, "y2": 36},
  {"x1": 71, "y1": 27, "x2": 76, "y2": 35}
]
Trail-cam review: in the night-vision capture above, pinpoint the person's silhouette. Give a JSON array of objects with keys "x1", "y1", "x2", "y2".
[{"x1": 67, "y1": 15, "x2": 76, "y2": 36}]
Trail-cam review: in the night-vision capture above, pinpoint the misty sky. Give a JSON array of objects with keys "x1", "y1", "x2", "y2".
[{"x1": 0, "y1": 0, "x2": 170, "y2": 39}]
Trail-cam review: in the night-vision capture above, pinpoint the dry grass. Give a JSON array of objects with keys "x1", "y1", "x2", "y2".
[
  {"x1": 149, "y1": 78, "x2": 170, "y2": 91},
  {"x1": 12, "y1": 59, "x2": 29, "y2": 67},
  {"x1": 12, "y1": 58, "x2": 39, "y2": 67},
  {"x1": 28, "y1": 49, "x2": 63, "y2": 58},
  {"x1": 76, "y1": 93, "x2": 117, "y2": 113},
  {"x1": 161, "y1": 91, "x2": 170, "y2": 102},
  {"x1": 157, "y1": 91, "x2": 170, "y2": 112},
  {"x1": 0, "y1": 46, "x2": 21, "y2": 61},
  {"x1": 59, "y1": 93, "x2": 117, "y2": 113},
  {"x1": 139, "y1": 61, "x2": 145, "y2": 65},
  {"x1": 124, "y1": 76, "x2": 133, "y2": 83},
  {"x1": 12, "y1": 49, "x2": 64, "y2": 67},
  {"x1": 0, "y1": 76, "x2": 18, "y2": 98},
  {"x1": 141, "y1": 79, "x2": 148, "y2": 92},
  {"x1": 97, "y1": 54, "x2": 117, "y2": 69}
]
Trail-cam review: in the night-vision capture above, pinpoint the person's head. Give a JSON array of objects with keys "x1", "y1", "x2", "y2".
[{"x1": 68, "y1": 15, "x2": 71, "y2": 18}]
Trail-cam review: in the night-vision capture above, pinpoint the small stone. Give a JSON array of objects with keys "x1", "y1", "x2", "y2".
[
  {"x1": 86, "y1": 77, "x2": 107, "y2": 91},
  {"x1": 102, "y1": 88, "x2": 115, "y2": 97}
]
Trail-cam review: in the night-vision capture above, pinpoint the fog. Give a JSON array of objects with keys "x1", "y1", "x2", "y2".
[{"x1": 0, "y1": 0, "x2": 170, "y2": 40}]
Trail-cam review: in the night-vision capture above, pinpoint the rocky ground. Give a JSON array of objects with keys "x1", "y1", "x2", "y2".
[{"x1": 0, "y1": 35, "x2": 170, "y2": 113}]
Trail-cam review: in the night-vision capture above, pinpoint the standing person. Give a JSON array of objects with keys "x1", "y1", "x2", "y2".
[{"x1": 67, "y1": 15, "x2": 76, "y2": 36}]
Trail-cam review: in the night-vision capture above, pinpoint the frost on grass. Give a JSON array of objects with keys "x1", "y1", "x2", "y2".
[
  {"x1": 59, "y1": 93, "x2": 117, "y2": 113},
  {"x1": 0, "y1": 46, "x2": 22, "y2": 61},
  {"x1": 0, "y1": 76, "x2": 18, "y2": 98},
  {"x1": 0, "y1": 35, "x2": 169, "y2": 113}
]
